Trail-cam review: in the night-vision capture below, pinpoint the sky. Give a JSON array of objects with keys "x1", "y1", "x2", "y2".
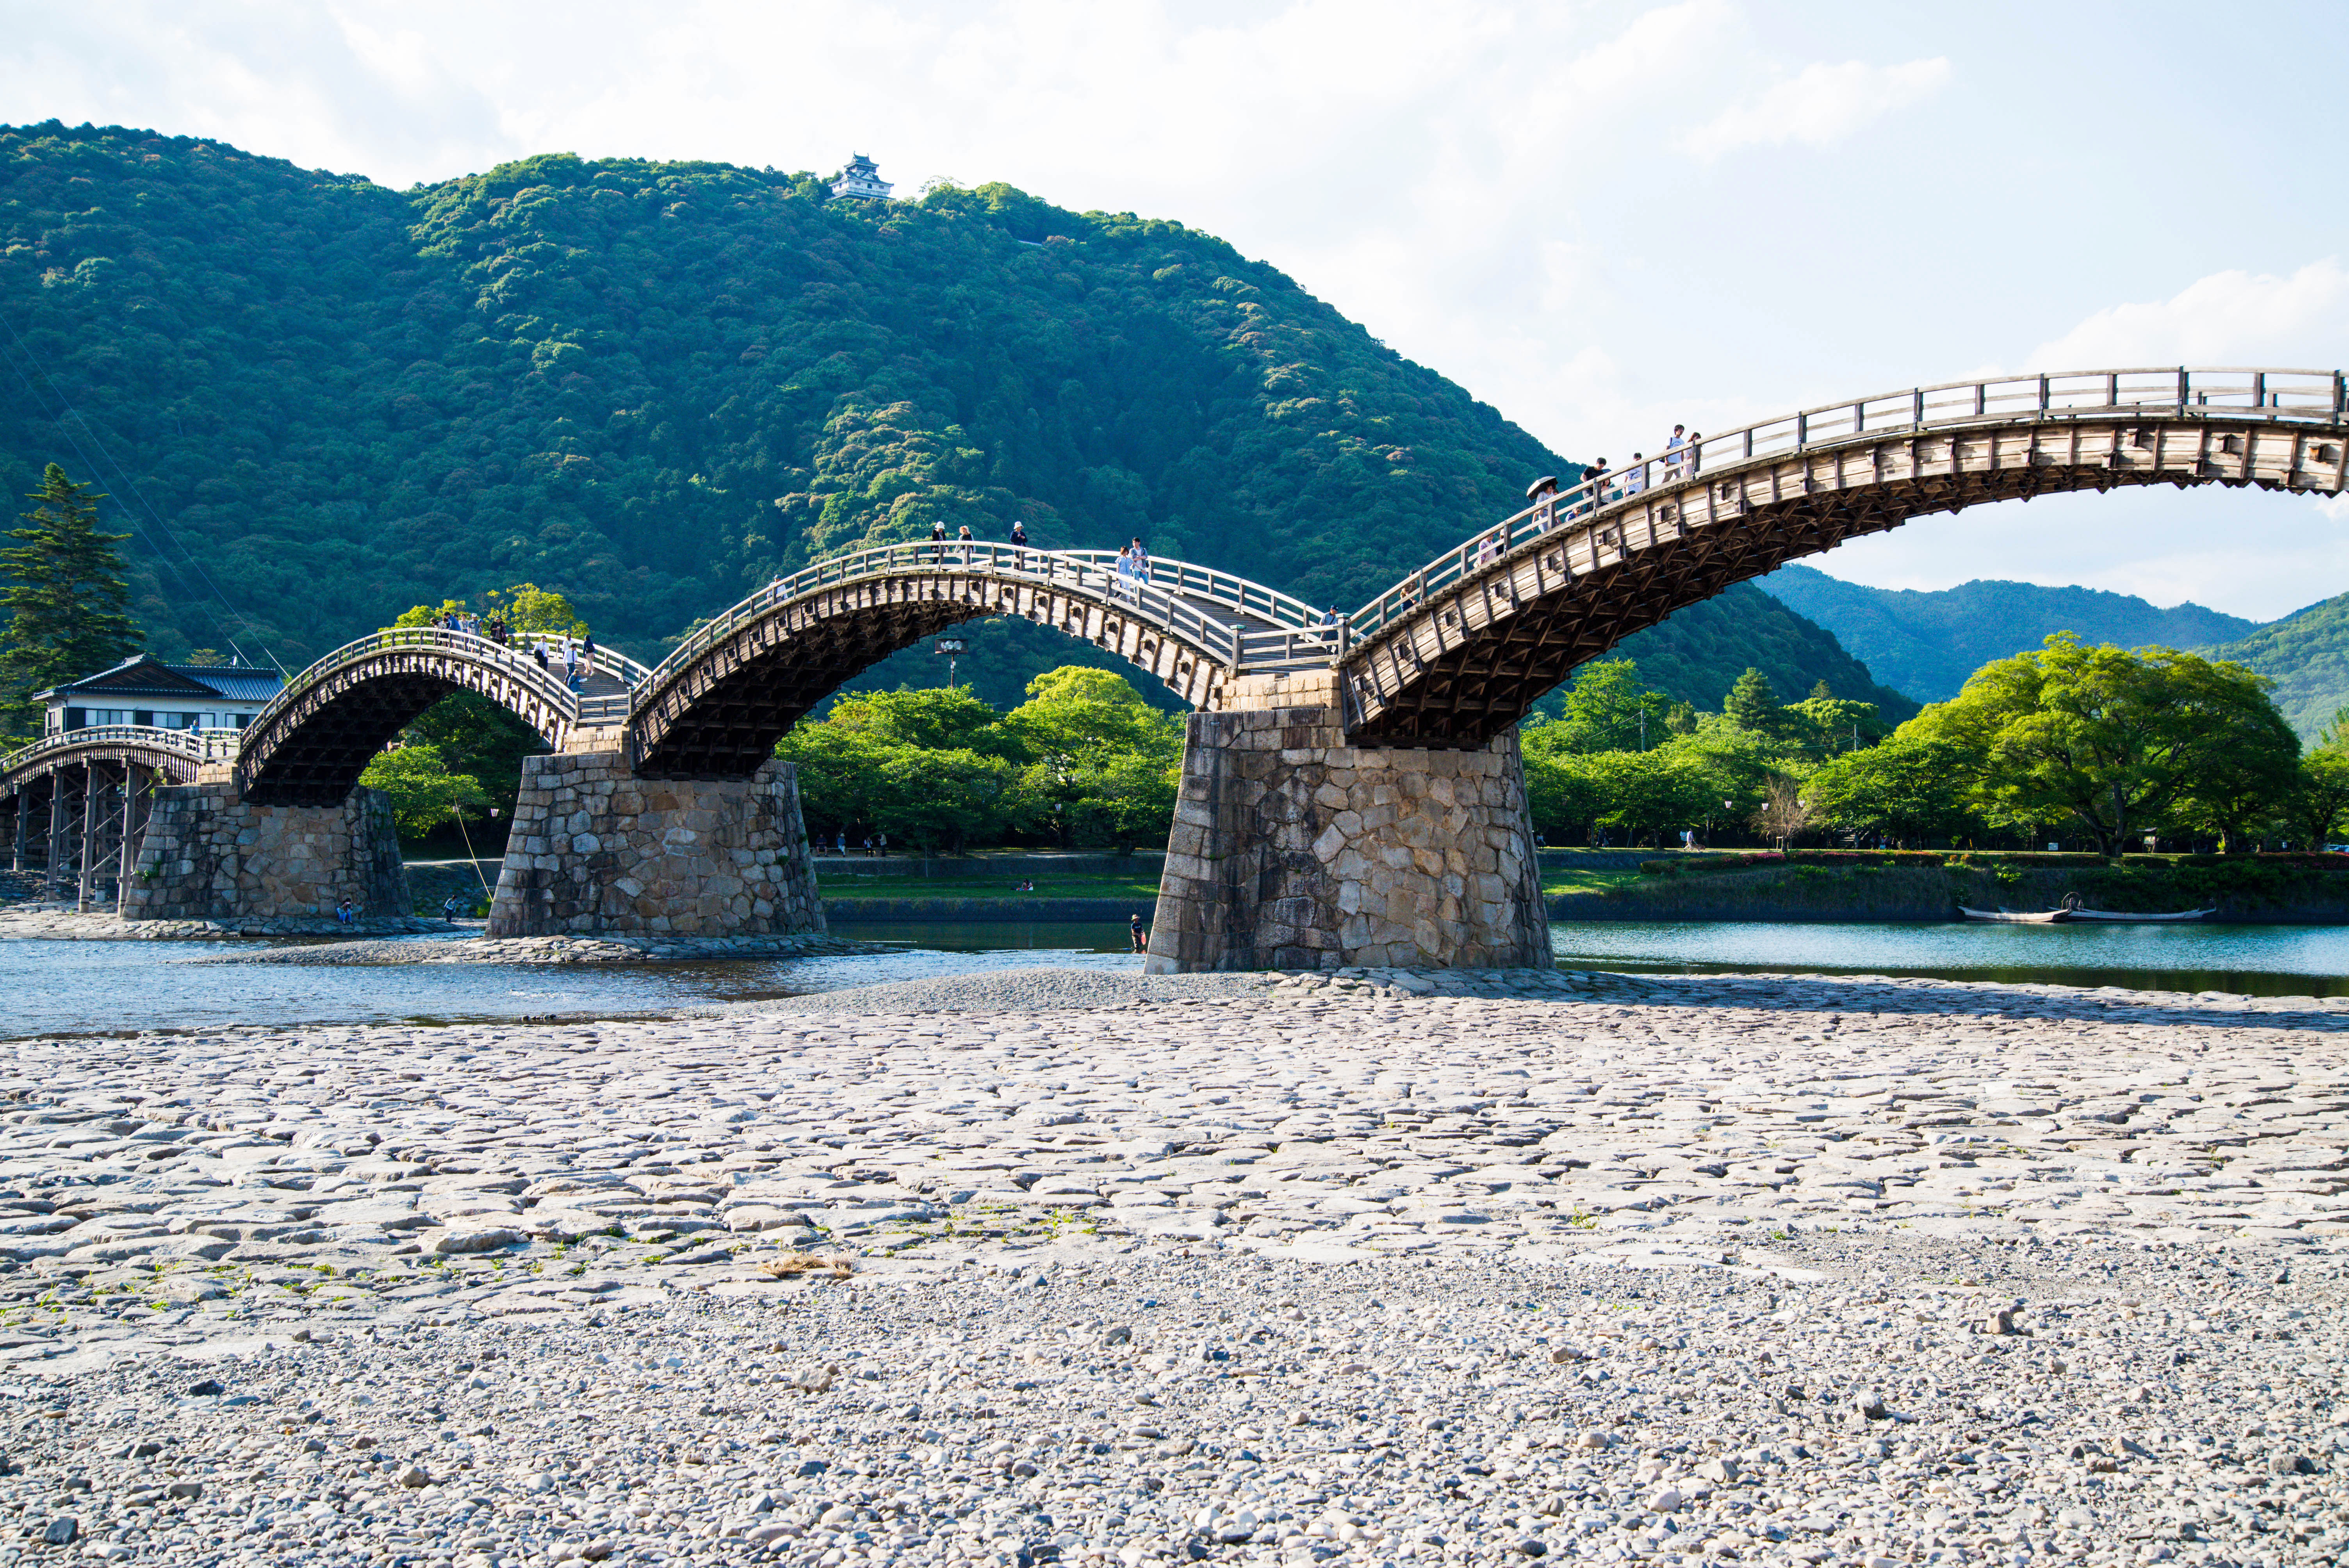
[{"x1": 7, "y1": 0, "x2": 2349, "y2": 621}]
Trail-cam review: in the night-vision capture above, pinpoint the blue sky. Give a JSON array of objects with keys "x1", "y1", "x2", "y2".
[{"x1": 9, "y1": 0, "x2": 2348, "y2": 620}]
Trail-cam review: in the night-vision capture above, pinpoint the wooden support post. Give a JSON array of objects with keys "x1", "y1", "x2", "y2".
[
  {"x1": 76, "y1": 760, "x2": 99, "y2": 913},
  {"x1": 44, "y1": 773, "x2": 64, "y2": 900},
  {"x1": 116, "y1": 763, "x2": 139, "y2": 901},
  {"x1": 10, "y1": 786, "x2": 23, "y2": 874}
]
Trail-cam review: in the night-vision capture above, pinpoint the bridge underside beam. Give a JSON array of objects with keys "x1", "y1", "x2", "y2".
[
  {"x1": 632, "y1": 573, "x2": 1230, "y2": 778},
  {"x1": 240, "y1": 675, "x2": 465, "y2": 807},
  {"x1": 1344, "y1": 413, "x2": 2342, "y2": 747}
]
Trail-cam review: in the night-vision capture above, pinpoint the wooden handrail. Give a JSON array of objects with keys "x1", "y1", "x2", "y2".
[{"x1": 1349, "y1": 364, "x2": 2349, "y2": 639}]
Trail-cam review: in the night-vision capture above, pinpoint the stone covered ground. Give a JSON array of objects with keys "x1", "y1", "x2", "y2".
[{"x1": 0, "y1": 966, "x2": 2342, "y2": 1566}]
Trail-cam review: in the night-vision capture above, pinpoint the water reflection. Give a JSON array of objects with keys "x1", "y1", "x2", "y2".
[{"x1": 1551, "y1": 920, "x2": 2349, "y2": 998}]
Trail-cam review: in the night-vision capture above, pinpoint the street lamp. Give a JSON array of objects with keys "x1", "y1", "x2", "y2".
[{"x1": 934, "y1": 637, "x2": 967, "y2": 689}]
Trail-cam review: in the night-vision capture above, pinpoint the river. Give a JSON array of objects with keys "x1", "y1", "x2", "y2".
[{"x1": 1, "y1": 918, "x2": 2340, "y2": 1039}]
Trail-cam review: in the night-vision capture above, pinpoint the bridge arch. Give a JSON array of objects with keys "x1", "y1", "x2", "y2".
[
  {"x1": 1338, "y1": 366, "x2": 2349, "y2": 747},
  {"x1": 626, "y1": 544, "x2": 1327, "y2": 777},
  {"x1": 233, "y1": 629, "x2": 618, "y2": 806}
]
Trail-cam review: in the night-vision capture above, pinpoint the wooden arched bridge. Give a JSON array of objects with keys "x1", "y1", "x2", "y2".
[{"x1": 4, "y1": 364, "x2": 2340, "y2": 961}]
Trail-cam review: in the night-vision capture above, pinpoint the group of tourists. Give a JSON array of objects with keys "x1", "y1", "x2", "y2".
[
  {"x1": 1529, "y1": 423, "x2": 1702, "y2": 526},
  {"x1": 432, "y1": 609, "x2": 599, "y2": 694},
  {"x1": 1112, "y1": 538, "x2": 1151, "y2": 601}
]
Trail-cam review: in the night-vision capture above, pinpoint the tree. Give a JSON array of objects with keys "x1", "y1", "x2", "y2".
[
  {"x1": 2281, "y1": 708, "x2": 2349, "y2": 852},
  {"x1": 1567, "y1": 750, "x2": 1717, "y2": 848},
  {"x1": 1005, "y1": 667, "x2": 1182, "y2": 768},
  {"x1": 358, "y1": 744, "x2": 492, "y2": 839},
  {"x1": 1778, "y1": 697, "x2": 1889, "y2": 763},
  {"x1": 872, "y1": 747, "x2": 1021, "y2": 852},
  {"x1": 1723, "y1": 667, "x2": 1783, "y2": 738},
  {"x1": 1534, "y1": 659, "x2": 1673, "y2": 754},
  {"x1": 827, "y1": 686, "x2": 1024, "y2": 760},
  {"x1": 0, "y1": 465, "x2": 139, "y2": 732},
  {"x1": 1804, "y1": 737, "x2": 1981, "y2": 846},
  {"x1": 1748, "y1": 777, "x2": 1812, "y2": 850},
  {"x1": 393, "y1": 582, "x2": 588, "y2": 637},
  {"x1": 1905, "y1": 635, "x2": 2299, "y2": 855}
]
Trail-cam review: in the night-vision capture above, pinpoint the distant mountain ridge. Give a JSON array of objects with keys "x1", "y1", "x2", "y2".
[
  {"x1": 2205, "y1": 592, "x2": 2349, "y2": 741},
  {"x1": 1754, "y1": 564, "x2": 2260, "y2": 702}
]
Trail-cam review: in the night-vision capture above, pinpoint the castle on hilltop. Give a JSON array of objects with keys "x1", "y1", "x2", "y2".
[{"x1": 831, "y1": 154, "x2": 892, "y2": 201}]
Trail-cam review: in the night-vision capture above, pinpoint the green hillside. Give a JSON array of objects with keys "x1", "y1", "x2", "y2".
[
  {"x1": 2, "y1": 120, "x2": 1903, "y2": 720},
  {"x1": 2204, "y1": 591, "x2": 2349, "y2": 740},
  {"x1": 1606, "y1": 582, "x2": 1916, "y2": 721},
  {"x1": 1755, "y1": 563, "x2": 2258, "y2": 701}
]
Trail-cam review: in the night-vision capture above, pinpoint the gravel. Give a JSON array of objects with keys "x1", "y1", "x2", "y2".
[{"x1": 0, "y1": 966, "x2": 2340, "y2": 1564}]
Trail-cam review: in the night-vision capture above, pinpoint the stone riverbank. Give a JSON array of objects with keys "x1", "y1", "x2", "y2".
[{"x1": 0, "y1": 970, "x2": 2340, "y2": 1565}]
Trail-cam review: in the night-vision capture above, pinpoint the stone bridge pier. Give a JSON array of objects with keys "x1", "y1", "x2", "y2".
[
  {"x1": 1144, "y1": 672, "x2": 1551, "y2": 973},
  {"x1": 485, "y1": 738, "x2": 824, "y2": 938},
  {"x1": 123, "y1": 775, "x2": 409, "y2": 922}
]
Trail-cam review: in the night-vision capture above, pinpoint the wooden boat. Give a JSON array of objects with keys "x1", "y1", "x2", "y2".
[
  {"x1": 2060, "y1": 905, "x2": 2217, "y2": 923},
  {"x1": 1957, "y1": 906, "x2": 2070, "y2": 924}
]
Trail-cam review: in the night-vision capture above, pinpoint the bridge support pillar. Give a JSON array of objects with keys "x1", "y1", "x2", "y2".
[
  {"x1": 486, "y1": 753, "x2": 824, "y2": 938},
  {"x1": 123, "y1": 784, "x2": 408, "y2": 921},
  {"x1": 1144, "y1": 672, "x2": 1551, "y2": 973}
]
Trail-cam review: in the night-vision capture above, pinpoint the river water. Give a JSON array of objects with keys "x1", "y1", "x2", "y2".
[{"x1": 2, "y1": 918, "x2": 2341, "y2": 1039}]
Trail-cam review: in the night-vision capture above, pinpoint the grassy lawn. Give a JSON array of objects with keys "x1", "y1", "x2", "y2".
[
  {"x1": 816, "y1": 872, "x2": 1164, "y2": 902},
  {"x1": 1541, "y1": 868, "x2": 1653, "y2": 897}
]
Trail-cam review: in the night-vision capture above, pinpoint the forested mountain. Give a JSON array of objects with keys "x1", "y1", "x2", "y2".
[
  {"x1": 2, "y1": 119, "x2": 1896, "y2": 717},
  {"x1": 1755, "y1": 563, "x2": 2258, "y2": 702},
  {"x1": 2204, "y1": 592, "x2": 2349, "y2": 740}
]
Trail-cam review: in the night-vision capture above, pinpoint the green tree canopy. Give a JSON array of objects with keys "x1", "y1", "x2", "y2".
[
  {"x1": 1903, "y1": 634, "x2": 2298, "y2": 853},
  {"x1": 1803, "y1": 737, "x2": 1982, "y2": 846},
  {"x1": 358, "y1": 743, "x2": 492, "y2": 839},
  {"x1": 824, "y1": 686, "x2": 1025, "y2": 761},
  {"x1": 1524, "y1": 659, "x2": 1673, "y2": 755},
  {"x1": 1006, "y1": 666, "x2": 1184, "y2": 770},
  {"x1": 0, "y1": 464, "x2": 138, "y2": 732},
  {"x1": 1723, "y1": 667, "x2": 1783, "y2": 738}
]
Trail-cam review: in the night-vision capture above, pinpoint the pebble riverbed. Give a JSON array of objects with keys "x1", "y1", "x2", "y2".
[{"x1": 0, "y1": 965, "x2": 2343, "y2": 1566}]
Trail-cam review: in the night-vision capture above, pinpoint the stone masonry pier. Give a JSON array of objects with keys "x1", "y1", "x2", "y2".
[
  {"x1": 486, "y1": 747, "x2": 823, "y2": 938},
  {"x1": 1146, "y1": 671, "x2": 1550, "y2": 972},
  {"x1": 122, "y1": 780, "x2": 407, "y2": 921}
]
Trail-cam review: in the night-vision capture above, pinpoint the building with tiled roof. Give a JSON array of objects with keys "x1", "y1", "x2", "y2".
[{"x1": 35, "y1": 655, "x2": 282, "y2": 736}]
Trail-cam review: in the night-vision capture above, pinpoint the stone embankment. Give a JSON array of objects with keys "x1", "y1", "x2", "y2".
[
  {"x1": 1552, "y1": 861, "x2": 2349, "y2": 923},
  {"x1": 0, "y1": 970, "x2": 2342, "y2": 1564}
]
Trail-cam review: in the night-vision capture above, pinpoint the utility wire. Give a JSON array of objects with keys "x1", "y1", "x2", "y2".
[{"x1": 0, "y1": 312, "x2": 269, "y2": 668}]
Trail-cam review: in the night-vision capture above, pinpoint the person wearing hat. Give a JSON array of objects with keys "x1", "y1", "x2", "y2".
[
  {"x1": 1130, "y1": 912, "x2": 1148, "y2": 953},
  {"x1": 1527, "y1": 474, "x2": 1561, "y2": 533}
]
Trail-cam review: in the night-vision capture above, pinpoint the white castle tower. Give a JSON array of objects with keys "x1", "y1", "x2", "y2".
[{"x1": 831, "y1": 154, "x2": 893, "y2": 201}]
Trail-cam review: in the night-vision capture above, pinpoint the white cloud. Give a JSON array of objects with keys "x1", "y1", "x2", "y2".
[
  {"x1": 1679, "y1": 56, "x2": 1950, "y2": 160},
  {"x1": 2023, "y1": 258, "x2": 2349, "y2": 373}
]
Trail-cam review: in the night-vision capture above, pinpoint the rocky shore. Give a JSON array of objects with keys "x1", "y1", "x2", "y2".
[{"x1": 0, "y1": 968, "x2": 2341, "y2": 1565}]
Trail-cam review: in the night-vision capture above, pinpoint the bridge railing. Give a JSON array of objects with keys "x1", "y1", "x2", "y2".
[
  {"x1": 1350, "y1": 363, "x2": 2349, "y2": 640},
  {"x1": 0, "y1": 724, "x2": 217, "y2": 784},
  {"x1": 642, "y1": 542, "x2": 1331, "y2": 702},
  {"x1": 247, "y1": 627, "x2": 590, "y2": 748}
]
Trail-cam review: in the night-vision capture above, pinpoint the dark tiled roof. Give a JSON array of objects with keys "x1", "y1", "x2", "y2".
[{"x1": 37, "y1": 655, "x2": 282, "y2": 704}]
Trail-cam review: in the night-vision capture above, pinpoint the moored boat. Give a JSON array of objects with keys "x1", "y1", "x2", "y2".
[
  {"x1": 1957, "y1": 906, "x2": 2070, "y2": 923},
  {"x1": 2060, "y1": 905, "x2": 2217, "y2": 923}
]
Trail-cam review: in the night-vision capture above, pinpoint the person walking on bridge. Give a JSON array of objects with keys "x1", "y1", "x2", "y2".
[
  {"x1": 957, "y1": 524, "x2": 975, "y2": 565},
  {"x1": 1527, "y1": 475, "x2": 1561, "y2": 532},
  {"x1": 1576, "y1": 460, "x2": 1608, "y2": 517},
  {"x1": 1621, "y1": 454, "x2": 1647, "y2": 498},
  {"x1": 928, "y1": 518, "x2": 947, "y2": 563},
  {"x1": 1663, "y1": 425, "x2": 1688, "y2": 481},
  {"x1": 1010, "y1": 519, "x2": 1029, "y2": 571}
]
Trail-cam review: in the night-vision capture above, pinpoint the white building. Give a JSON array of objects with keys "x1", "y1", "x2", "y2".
[
  {"x1": 37, "y1": 655, "x2": 282, "y2": 736},
  {"x1": 831, "y1": 153, "x2": 893, "y2": 201}
]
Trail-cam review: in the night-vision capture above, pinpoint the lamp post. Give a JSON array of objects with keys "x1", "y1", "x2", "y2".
[{"x1": 934, "y1": 637, "x2": 967, "y2": 690}]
